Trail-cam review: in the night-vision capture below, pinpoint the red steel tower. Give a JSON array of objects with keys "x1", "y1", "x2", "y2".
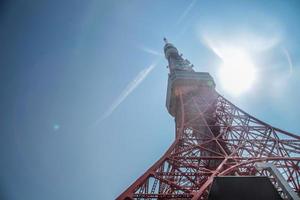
[{"x1": 117, "y1": 39, "x2": 300, "y2": 200}]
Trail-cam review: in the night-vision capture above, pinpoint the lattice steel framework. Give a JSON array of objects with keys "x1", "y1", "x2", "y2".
[{"x1": 116, "y1": 40, "x2": 300, "y2": 200}]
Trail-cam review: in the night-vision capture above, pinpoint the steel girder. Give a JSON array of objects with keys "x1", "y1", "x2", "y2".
[{"x1": 117, "y1": 86, "x2": 300, "y2": 200}]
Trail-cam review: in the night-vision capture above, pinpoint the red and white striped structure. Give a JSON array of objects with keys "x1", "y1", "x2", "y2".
[{"x1": 117, "y1": 39, "x2": 300, "y2": 200}]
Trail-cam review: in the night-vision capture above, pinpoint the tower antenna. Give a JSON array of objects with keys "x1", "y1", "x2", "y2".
[{"x1": 163, "y1": 37, "x2": 168, "y2": 44}]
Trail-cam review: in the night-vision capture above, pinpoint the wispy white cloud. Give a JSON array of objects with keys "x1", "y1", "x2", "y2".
[
  {"x1": 200, "y1": 31, "x2": 280, "y2": 58},
  {"x1": 282, "y1": 47, "x2": 293, "y2": 77},
  {"x1": 95, "y1": 62, "x2": 157, "y2": 124}
]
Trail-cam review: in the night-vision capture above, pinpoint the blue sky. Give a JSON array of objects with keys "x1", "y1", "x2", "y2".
[{"x1": 0, "y1": 0, "x2": 300, "y2": 199}]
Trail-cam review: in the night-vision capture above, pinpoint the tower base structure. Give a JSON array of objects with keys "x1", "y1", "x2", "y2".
[{"x1": 208, "y1": 176, "x2": 283, "y2": 200}]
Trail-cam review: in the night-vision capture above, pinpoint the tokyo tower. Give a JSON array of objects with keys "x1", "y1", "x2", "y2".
[{"x1": 117, "y1": 39, "x2": 300, "y2": 200}]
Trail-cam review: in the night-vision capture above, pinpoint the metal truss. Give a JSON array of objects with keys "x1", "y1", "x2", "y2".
[{"x1": 117, "y1": 87, "x2": 300, "y2": 200}]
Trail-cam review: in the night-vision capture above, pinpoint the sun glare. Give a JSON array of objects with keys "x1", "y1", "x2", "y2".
[{"x1": 218, "y1": 48, "x2": 256, "y2": 96}]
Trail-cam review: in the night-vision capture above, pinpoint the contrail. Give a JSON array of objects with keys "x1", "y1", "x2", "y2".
[
  {"x1": 140, "y1": 46, "x2": 163, "y2": 57},
  {"x1": 176, "y1": 0, "x2": 197, "y2": 25},
  {"x1": 95, "y1": 62, "x2": 157, "y2": 124},
  {"x1": 96, "y1": 0, "x2": 198, "y2": 125}
]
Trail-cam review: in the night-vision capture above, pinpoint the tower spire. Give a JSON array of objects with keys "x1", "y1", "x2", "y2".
[
  {"x1": 163, "y1": 38, "x2": 193, "y2": 73},
  {"x1": 163, "y1": 37, "x2": 168, "y2": 44}
]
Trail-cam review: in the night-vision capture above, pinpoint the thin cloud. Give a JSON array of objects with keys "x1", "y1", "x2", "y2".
[{"x1": 95, "y1": 62, "x2": 157, "y2": 124}]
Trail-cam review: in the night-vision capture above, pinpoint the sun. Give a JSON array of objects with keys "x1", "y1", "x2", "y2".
[{"x1": 217, "y1": 48, "x2": 256, "y2": 96}]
